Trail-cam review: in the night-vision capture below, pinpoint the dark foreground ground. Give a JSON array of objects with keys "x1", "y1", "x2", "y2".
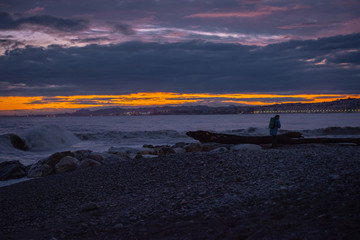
[{"x1": 1, "y1": 144, "x2": 360, "y2": 240}]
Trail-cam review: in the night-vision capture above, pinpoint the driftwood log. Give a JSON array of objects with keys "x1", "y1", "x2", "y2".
[{"x1": 186, "y1": 130, "x2": 360, "y2": 145}]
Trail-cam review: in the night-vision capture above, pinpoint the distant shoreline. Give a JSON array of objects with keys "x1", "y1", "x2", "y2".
[
  {"x1": 1, "y1": 98, "x2": 359, "y2": 117},
  {"x1": 1, "y1": 111, "x2": 360, "y2": 118}
]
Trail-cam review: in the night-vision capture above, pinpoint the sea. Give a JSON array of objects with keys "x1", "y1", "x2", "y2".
[{"x1": 1, "y1": 113, "x2": 360, "y2": 167}]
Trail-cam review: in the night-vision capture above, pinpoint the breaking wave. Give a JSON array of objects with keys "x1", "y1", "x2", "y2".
[{"x1": 22, "y1": 125, "x2": 79, "y2": 151}]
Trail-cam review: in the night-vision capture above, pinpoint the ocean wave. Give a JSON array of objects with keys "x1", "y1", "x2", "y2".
[{"x1": 22, "y1": 125, "x2": 79, "y2": 151}]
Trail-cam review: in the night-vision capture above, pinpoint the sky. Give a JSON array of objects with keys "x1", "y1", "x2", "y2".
[{"x1": 0, "y1": 0, "x2": 360, "y2": 114}]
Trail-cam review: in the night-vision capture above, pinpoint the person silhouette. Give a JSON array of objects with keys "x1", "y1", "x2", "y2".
[{"x1": 269, "y1": 115, "x2": 281, "y2": 147}]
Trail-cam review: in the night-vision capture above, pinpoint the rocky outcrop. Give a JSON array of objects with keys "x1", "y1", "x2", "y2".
[{"x1": 0, "y1": 161, "x2": 26, "y2": 180}]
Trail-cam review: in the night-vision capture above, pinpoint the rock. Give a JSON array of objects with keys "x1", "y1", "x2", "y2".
[
  {"x1": 232, "y1": 144, "x2": 262, "y2": 151},
  {"x1": 73, "y1": 150, "x2": 92, "y2": 160},
  {"x1": 172, "y1": 142, "x2": 187, "y2": 148},
  {"x1": 153, "y1": 147, "x2": 175, "y2": 156},
  {"x1": 201, "y1": 144, "x2": 217, "y2": 152},
  {"x1": 8, "y1": 134, "x2": 28, "y2": 151},
  {"x1": 78, "y1": 158, "x2": 102, "y2": 169},
  {"x1": 27, "y1": 163, "x2": 53, "y2": 178},
  {"x1": 108, "y1": 147, "x2": 138, "y2": 154},
  {"x1": 185, "y1": 143, "x2": 202, "y2": 152},
  {"x1": 211, "y1": 147, "x2": 228, "y2": 153},
  {"x1": 80, "y1": 202, "x2": 100, "y2": 212},
  {"x1": 173, "y1": 147, "x2": 186, "y2": 154},
  {"x1": 40, "y1": 151, "x2": 75, "y2": 167},
  {"x1": 55, "y1": 156, "x2": 80, "y2": 173},
  {"x1": 141, "y1": 154, "x2": 158, "y2": 158},
  {"x1": 0, "y1": 161, "x2": 26, "y2": 181},
  {"x1": 139, "y1": 147, "x2": 156, "y2": 155},
  {"x1": 87, "y1": 152, "x2": 104, "y2": 162},
  {"x1": 112, "y1": 223, "x2": 124, "y2": 229},
  {"x1": 143, "y1": 144, "x2": 154, "y2": 148},
  {"x1": 102, "y1": 153, "x2": 130, "y2": 164}
]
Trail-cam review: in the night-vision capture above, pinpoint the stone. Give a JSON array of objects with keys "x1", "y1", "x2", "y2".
[
  {"x1": 201, "y1": 144, "x2": 217, "y2": 152},
  {"x1": 27, "y1": 163, "x2": 53, "y2": 178},
  {"x1": 55, "y1": 156, "x2": 80, "y2": 173},
  {"x1": 73, "y1": 150, "x2": 92, "y2": 160},
  {"x1": 140, "y1": 147, "x2": 156, "y2": 155},
  {"x1": 232, "y1": 144, "x2": 262, "y2": 151},
  {"x1": 80, "y1": 202, "x2": 100, "y2": 212},
  {"x1": 141, "y1": 154, "x2": 158, "y2": 158},
  {"x1": 113, "y1": 223, "x2": 124, "y2": 229},
  {"x1": 153, "y1": 147, "x2": 175, "y2": 156},
  {"x1": 173, "y1": 147, "x2": 186, "y2": 154},
  {"x1": 87, "y1": 152, "x2": 104, "y2": 162},
  {"x1": 173, "y1": 142, "x2": 187, "y2": 148},
  {"x1": 108, "y1": 147, "x2": 138, "y2": 154},
  {"x1": 78, "y1": 158, "x2": 102, "y2": 169},
  {"x1": 143, "y1": 144, "x2": 154, "y2": 148},
  {"x1": 211, "y1": 147, "x2": 228, "y2": 153},
  {"x1": 102, "y1": 153, "x2": 130, "y2": 164},
  {"x1": 0, "y1": 161, "x2": 26, "y2": 180},
  {"x1": 185, "y1": 143, "x2": 202, "y2": 152},
  {"x1": 40, "y1": 151, "x2": 75, "y2": 167}
]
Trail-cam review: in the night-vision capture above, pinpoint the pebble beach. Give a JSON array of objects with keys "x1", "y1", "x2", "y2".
[{"x1": 1, "y1": 143, "x2": 360, "y2": 240}]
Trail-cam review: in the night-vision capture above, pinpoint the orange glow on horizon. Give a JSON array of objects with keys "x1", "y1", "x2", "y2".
[{"x1": 0, "y1": 92, "x2": 359, "y2": 114}]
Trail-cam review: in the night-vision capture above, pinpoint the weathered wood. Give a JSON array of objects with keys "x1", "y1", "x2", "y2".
[{"x1": 186, "y1": 130, "x2": 360, "y2": 145}]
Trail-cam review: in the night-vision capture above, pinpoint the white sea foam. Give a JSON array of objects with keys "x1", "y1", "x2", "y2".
[{"x1": 22, "y1": 125, "x2": 79, "y2": 151}]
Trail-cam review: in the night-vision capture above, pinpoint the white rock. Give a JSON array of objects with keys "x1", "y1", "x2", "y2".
[
  {"x1": 232, "y1": 144, "x2": 262, "y2": 151},
  {"x1": 55, "y1": 156, "x2": 80, "y2": 173}
]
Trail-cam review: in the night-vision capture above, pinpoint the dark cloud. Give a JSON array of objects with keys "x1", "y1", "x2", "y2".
[
  {"x1": 74, "y1": 37, "x2": 111, "y2": 43},
  {"x1": 0, "y1": 38, "x2": 24, "y2": 49},
  {"x1": 0, "y1": 12, "x2": 88, "y2": 32},
  {"x1": 0, "y1": 33, "x2": 359, "y2": 96},
  {"x1": 112, "y1": 23, "x2": 136, "y2": 35}
]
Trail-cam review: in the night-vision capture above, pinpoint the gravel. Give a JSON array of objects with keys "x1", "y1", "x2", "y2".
[{"x1": 0, "y1": 144, "x2": 360, "y2": 239}]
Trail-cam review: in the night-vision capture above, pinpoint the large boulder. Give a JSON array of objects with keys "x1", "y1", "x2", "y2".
[
  {"x1": 78, "y1": 158, "x2": 102, "y2": 169},
  {"x1": 0, "y1": 161, "x2": 26, "y2": 180},
  {"x1": 27, "y1": 163, "x2": 53, "y2": 178},
  {"x1": 55, "y1": 156, "x2": 79, "y2": 173},
  {"x1": 40, "y1": 151, "x2": 75, "y2": 167},
  {"x1": 87, "y1": 152, "x2": 104, "y2": 162}
]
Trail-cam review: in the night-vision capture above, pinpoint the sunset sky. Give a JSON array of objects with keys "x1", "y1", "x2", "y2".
[{"x1": 0, "y1": 0, "x2": 360, "y2": 114}]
